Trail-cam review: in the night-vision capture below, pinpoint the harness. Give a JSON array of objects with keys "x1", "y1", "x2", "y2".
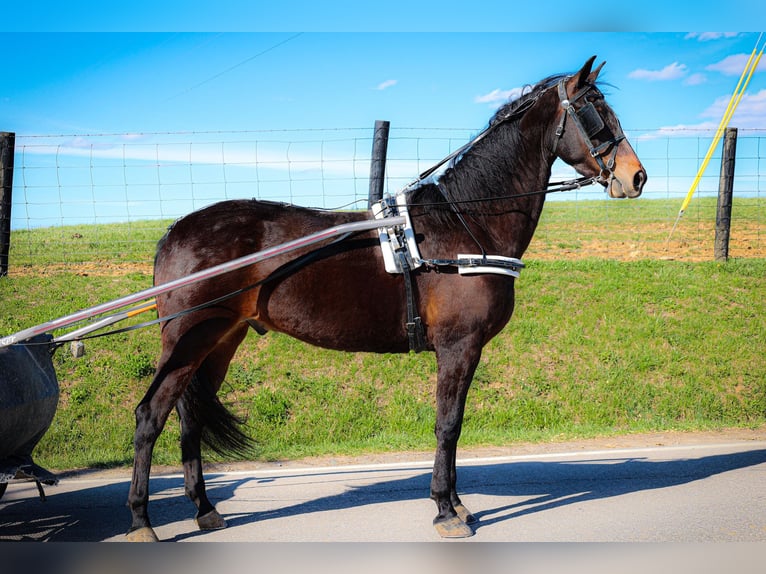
[
  {"x1": 373, "y1": 75, "x2": 623, "y2": 353},
  {"x1": 372, "y1": 193, "x2": 524, "y2": 353},
  {"x1": 26, "y1": 75, "x2": 623, "y2": 355}
]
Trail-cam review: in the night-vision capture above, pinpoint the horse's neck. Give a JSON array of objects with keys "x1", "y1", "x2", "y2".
[
  {"x1": 439, "y1": 124, "x2": 554, "y2": 258},
  {"x1": 485, "y1": 176, "x2": 549, "y2": 259}
]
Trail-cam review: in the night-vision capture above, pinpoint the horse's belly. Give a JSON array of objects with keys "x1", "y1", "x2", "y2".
[
  {"x1": 255, "y1": 264, "x2": 410, "y2": 354},
  {"x1": 273, "y1": 318, "x2": 410, "y2": 354}
]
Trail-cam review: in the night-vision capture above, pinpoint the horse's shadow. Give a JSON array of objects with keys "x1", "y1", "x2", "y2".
[
  {"x1": 2, "y1": 448, "x2": 765, "y2": 541},
  {"x1": 199, "y1": 448, "x2": 766, "y2": 540}
]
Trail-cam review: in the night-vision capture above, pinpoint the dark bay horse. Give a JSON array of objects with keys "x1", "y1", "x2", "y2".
[{"x1": 126, "y1": 56, "x2": 646, "y2": 541}]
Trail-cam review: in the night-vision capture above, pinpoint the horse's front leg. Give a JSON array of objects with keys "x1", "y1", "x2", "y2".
[{"x1": 431, "y1": 338, "x2": 482, "y2": 538}]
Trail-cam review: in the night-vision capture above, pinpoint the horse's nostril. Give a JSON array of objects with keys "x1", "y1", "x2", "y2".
[{"x1": 634, "y1": 169, "x2": 647, "y2": 192}]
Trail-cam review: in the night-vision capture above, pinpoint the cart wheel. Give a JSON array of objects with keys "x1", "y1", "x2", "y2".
[{"x1": 0, "y1": 482, "x2": 7, "y2": 501}]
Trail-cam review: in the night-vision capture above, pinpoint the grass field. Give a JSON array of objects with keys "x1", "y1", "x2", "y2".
[
  {"x1": 7, "y1": 197, "x2": 766, "y2": 271},
  {"x1": 1, "y1": 197, "x2": 765, "y2": 471}
]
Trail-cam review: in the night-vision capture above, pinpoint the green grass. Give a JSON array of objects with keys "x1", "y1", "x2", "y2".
[
  {"x1": 2, "y1": 256, "x2": 765, "y2": 471},
  {"x1": 530, "y1": 196, "x2": 765, "y2": 260},
  {"x1": 2, "y1": 197, "x2": 765, "y2": 470},
  {"x1": 7, "y1": 196, "x2": 766, "y2": 267},
  {"x1": 9, "y1": 219, "x2": 170, "y2": 268}
]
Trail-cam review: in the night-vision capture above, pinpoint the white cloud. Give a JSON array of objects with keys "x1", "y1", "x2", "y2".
[
  {"x1": 638, "y1": 88, "x2": 766, "y2": 139},
  {"x1": 701, "y1": 89, "x2": 766, "y2": 127},
  {"x1": 636, "y1": 122, "x2": 720, "y2": 140},
  {"x1": 474, "y1": 87, "x2": 524, "y2": 108},
  {"x1": 628, "y1": 62, "x2": 688, "y2": 81},
  {"x1": 18, "y1": 137, "x2": 409, "y2": 180},
  {"x1": 684, "y1": 73, "x2": 707, "y2": 86},
  {"x1": 376, "y1": 79, "x2": 397, "y2": 91},
  {"x1": 706, "y1": 53, "x2": 766, "y2": 76},
  {"x1": 685, "y1": 32, "x2": 739, "y2": 42}
]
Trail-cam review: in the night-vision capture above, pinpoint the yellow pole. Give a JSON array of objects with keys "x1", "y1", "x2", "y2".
[
  {"x1": 725, "y1": 49, "x2": 763, "y2": 127},
  {"x1": 666, "y1": 35, "x2": 764, "y2": 244},
  {"x1": 678, "y1": 40, "x2": 762, "y2": 214}
]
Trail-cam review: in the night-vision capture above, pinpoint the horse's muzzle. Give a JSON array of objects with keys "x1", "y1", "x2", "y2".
[{"x1": 608, "y1": 164, "x2": 647, "y2": 199}]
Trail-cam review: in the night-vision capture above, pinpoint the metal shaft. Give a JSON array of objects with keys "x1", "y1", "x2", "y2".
[{"x1": 1, "y1": 216, "x2": 404, "y2": 348}]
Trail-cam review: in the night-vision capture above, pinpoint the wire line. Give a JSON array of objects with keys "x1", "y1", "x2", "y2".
[{"x1": 165, "y1": 33, "x2": 304, "y2": 101}]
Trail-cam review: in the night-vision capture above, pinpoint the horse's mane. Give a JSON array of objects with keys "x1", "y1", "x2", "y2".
[
  {"x1": 489, "y1": 74, "x2": 565, "y2": 126},
  {"x1": 407, "y1": 74, "x2": 567, "y2": 225}
]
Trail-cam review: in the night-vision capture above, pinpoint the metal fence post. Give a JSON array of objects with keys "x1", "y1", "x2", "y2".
[
  {"x1": 714, "y1": 127, "x2": 737, "y2": 262},
  {"x1": 368, "y1": 120, "x2": 390, "y2": 208},
  {"x1": 0, "y1": 132, "x2": 15, "y2": 277}
]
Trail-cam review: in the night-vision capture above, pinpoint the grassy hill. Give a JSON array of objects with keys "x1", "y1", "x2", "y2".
[{"x1": 2, "y1": 198, "x2": 765, "y2": 470}]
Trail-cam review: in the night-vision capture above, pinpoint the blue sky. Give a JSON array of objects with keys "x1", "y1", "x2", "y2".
[
  {"x1": 2, "y1": 32, "x2": 765, "y2": 136},
  {"x1": 2, "y1": 1, "x2": 764, "y2": 33},
  {"x1": 2, "y1": 4, "x2": 765, "y2": 227}
]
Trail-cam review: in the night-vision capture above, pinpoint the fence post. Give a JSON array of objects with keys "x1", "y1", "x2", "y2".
[
  {"x1": 714, "y1": 127, "x2": 737, "y2": 262},
  {"x1": 0, "y1": 132, "x2": 15, "y2": 277},
  {"x1": 368, "y1": 120, "x2": 390, "y2": 208}
]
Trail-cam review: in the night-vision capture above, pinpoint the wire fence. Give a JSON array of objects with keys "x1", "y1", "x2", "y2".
[{"x1": 5, "y1": 126, "x2": 766, "y2": 271}]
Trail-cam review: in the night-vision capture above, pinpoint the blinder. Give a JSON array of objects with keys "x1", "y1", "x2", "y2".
[
  {"x1": 576, "y1": 101, "x2": 605, "y2": 138},
  {"x1": 553, "y1": 77, "x2": 625, "y2": 181}
]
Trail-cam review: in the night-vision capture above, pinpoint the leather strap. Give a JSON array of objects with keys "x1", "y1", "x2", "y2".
[{"x1": 396, "y1": 250, "x2": 426, "y2": 353}]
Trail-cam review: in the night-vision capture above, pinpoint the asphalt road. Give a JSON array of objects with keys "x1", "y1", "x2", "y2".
[{"x1": 3, "y1": 432, "x2": 766, "y2": 544}]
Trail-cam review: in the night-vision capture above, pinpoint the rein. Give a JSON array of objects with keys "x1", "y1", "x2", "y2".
[
  {"x1": 406, "y1": 174, "x2": 601, "y2": 210},
  {"x1": 41, "y1": 231, "x2": 360, "y2": 347},
  {"x1": 408, "y1": 94, "x2": 543, "y2": 187},
  {"x1": 20, "y1": 74, "x2": 617, "y2": 351},
  {"x1": 401, "y1": 76, "x2": 616, "y2": 211}
]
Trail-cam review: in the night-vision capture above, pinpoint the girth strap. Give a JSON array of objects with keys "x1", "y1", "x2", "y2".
[{"x1": 396, "y1": 250, "x2": 426, "y2": 353}]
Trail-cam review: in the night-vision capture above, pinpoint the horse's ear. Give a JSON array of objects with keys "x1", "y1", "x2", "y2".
[
  {"x1": 588, "y1": 60, "x2": 606, "y2": 84},
  {"x1": 575, "y1": 55, "x2": 599, "y2": 88}
]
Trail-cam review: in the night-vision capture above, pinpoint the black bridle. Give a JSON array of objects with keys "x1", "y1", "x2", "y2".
[
  {"x1": 552, "y1": 77, "x2": 626, "y2": 183},
  {"x1": 403, "y1": 75, "x2": 624, "y2": 205},
  {"x1": 394, "y1": 74, "x2": 626, "y2": 259}
]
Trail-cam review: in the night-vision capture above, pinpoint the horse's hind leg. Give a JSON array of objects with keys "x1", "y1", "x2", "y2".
[
  {"x1": 126, "y1": 314, "x2": 242, "y2": 542},
  {"x1": 176, "y1": 382, "x2": 226, "y2": 531},
  {"x1": 126, "y1": 364, "x2": 191, "y2": 542},
  {"x1": 176, "y1": 324, "x2": 249, "y2": 531}
]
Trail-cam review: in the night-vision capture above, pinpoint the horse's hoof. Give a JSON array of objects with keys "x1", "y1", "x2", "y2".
[
  {"x1": 433, "y1": 516, "x2": 474, "y2": 538},
  {"x1": 454, "y1": 503, "x2": 477, "y2": 524},
  {"x1": 125, "y1": 527, "x2": 159, "y2": 542},
  {"x1": 196, "y1": 509, "x2": 227, "y2": 531}
]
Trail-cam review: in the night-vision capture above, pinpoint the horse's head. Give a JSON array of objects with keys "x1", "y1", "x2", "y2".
[{"x1": 551, "y1": 56, "x2": 646, "y2": 198}]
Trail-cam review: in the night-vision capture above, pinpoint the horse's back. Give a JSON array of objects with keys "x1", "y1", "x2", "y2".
[
  {"x1": 153, "y1": 199, "x2": 409, "y2": 352},
  {"x1": 154, "y1": 199, "x2": 364, "y2": 282}
]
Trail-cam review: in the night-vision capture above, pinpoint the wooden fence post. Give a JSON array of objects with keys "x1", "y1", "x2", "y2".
[
  {"x1": 0, "y1": 132, "x2": 15, "y2": 277},
  {"x1": 368, "y1": 120, "x2": 390, "y2": 208},
  {"x1": 714, "y1": 127, "x2": 737, "y2": 262}
]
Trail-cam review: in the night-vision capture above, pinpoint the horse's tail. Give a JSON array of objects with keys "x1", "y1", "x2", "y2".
[{"x1": 177, "y1": 370, "x2": 254, "y2": 458}]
